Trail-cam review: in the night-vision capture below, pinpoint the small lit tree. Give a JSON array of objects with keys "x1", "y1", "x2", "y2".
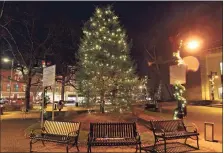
[{"x1": 173, "y1": 82, "x2": 187, "y2": 119}]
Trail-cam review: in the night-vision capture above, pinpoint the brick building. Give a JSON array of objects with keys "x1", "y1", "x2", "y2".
[
  {"x1": 0, "y1": 69, "x2": 31, "y2": 101},
  {"x1": 0, "y1": 69, "x2": 78, "y2": 103}
]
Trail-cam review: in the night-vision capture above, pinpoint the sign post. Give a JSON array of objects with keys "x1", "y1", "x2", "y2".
[
  {"x1": 41, "y1": 65, "x2": 56, "y2": 127},
  {"x1": 41, "y1": 87, "x2": 45, "y2": 128},
  {"x1": 169, "y1": 64, "x2": 186, "y2": 85}
]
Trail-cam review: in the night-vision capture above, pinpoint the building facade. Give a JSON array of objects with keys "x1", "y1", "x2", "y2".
[
  {"x1": 185, "y1": 47, "x2": 222, "y2": 101},
  {"x1": 200, "y1": 47, "x2": 222, "y2": 101},
  {"x1": 0, "y1": 69, "x2": 29, "y2": 100},
  {"x1": 0, "y1": 69, "x2": 79, "y2": 103}
]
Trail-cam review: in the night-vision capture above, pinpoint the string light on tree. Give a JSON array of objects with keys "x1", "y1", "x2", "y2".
[{"x1": 172, "y1": 40, "x2": 187, "y2": 120}]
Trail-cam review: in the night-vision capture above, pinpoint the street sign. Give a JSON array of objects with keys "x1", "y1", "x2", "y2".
[
  {"x1": 170, "y1": 64, "x2": 186, "y2": 85},
  {"x1": 43, "y1": 65, "x2": 56, "y2": 87}
]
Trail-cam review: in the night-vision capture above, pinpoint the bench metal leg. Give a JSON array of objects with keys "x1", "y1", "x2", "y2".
[
  {"x1": 164, "y1": 139, "x2": 167, "y2": 153},
  {"x1": 87, "y1": 145, "x2": 91, "y2": 153},
  {"x1": 196, "y1": 136, "x2": 199, "y2": 149},
  {"x1": 184, "y1": 138, "x2": 187, "y2": 144},
  {"x1": 41, "y1": 140, "x2": 45, "y2": 146},
  {"x1": 139, "y1": 143, "x2": 141, "y2": 153},
  {"x1": 135, "y1": 144, "x2": 138, "y2": 153},
  {"x1": 29, "y1": 139, "x2": 32, "y2": 153},
  {"x1": 153, "y1": 138, "x2": 157, "y2": 151},
  {"x1": 66, "y1": 143, "x2": 69, "y2": 153},
  {"x1": 76, "y1": 145, "x2": 80, "y2": 152}
]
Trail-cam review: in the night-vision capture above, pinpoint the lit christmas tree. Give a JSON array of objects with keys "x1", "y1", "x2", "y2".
[
  {"x1": 77, "y1": 6, "x2": 141, "y2": 113},
  {"x1": 173, "y1": 82, "x2": 187, "y2": 119}
]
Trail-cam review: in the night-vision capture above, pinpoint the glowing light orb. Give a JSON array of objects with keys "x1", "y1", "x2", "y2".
[{"x1": 183, "y1": 56, "x2": 200, "y2": 72}]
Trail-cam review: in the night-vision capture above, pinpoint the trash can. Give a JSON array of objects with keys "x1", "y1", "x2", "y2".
[
  {"x1": 54, "y1": 102, "x2": 57, "y2": 110},
  {"x1": 0, "y1": 107, "x2": 3, "y2": 115},
  {"x1": 76, "y1": 102, "x2": 78, "y2": 107},
  {"x1": 204, "y1": 122, "x2": 214, "y2": 142}
]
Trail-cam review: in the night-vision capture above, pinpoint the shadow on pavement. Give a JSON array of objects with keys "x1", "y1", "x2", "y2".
[{"x1": 141, "y1": 142, "x2": 197, "y2": 153}]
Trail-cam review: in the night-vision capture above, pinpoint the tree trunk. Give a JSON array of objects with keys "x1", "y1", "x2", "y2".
[
  {"x1": 86, "y1": 90, "x2": 90, "y2": 106},
  {"x1": 100, "y1": 91, "x2": 105, "y2": 113},
  {"x1": 25, "y1": 76, "x2": 32, "y2": 112},
  {"x1": 61, "y1": 75, "x2": 65, "y2": 101}
]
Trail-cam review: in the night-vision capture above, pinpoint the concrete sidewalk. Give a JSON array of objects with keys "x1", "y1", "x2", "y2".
[
  {"x1": 0, "y1": 110, "x2": 40, "y2": 120},
  {"x1": 136, "y1": 108, "x2": 222, "y2": 153}
]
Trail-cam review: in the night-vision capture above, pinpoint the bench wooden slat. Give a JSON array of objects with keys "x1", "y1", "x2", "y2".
[
  {"x1": 30, "y1": 120, "x2": 81, "y2": 153},
  {"x1": 149, "y1": 120, "x2": 199, "y2": 153},
  {"x1": 87, "y1": 122, "x2": 141, "y2": 153},
  {"x1": 44, "y1": 121, "x2": 80, "y2": 136}
]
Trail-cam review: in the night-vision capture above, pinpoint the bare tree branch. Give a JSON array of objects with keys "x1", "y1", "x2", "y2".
[
  {"x1": 11, "y1": 27, "x2": 31, "y2": 45},
  {"x1": 34, "y1": 28, "x2": 51, "y2": 53},
  {"x1": 0, "y1": 24, "x2": 28, "y2": 67},
  {"x1": 0, "y1": 1, "x2": 5, "y2": 20},
  {"x1": 2, "y1": 18, "x2": 13, "y2": 27}
]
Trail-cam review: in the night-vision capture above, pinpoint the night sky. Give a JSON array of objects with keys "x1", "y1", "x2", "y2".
[{"x1": 1, "y1": 1, "x2": 223, "y2": 77}]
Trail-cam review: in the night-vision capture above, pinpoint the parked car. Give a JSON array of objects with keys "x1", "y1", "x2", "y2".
[
  {"x1": 0, "y1": 98, "x2": 7, "y2": 109},
  {"x1": 64, "y1": 100, "x2": 76, "y2": 106},
  {"x1": 0, "y1": 98, "x2": 8, "y2": 104}
]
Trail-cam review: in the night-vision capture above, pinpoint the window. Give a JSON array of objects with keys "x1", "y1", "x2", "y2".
[
  {"x1": 22, "y1": 85, "x2": 26, "y2": 92},
  {"x1": 218, "y1": 87, "x2": 223, "y2": 99},
  {"x1": 55, "y1": 87, "x2": 60, "y2": 92},
  {"x1": 14, "y1": 84, "x2": 19, "y2": 92},
  {"x1": 6, "y1": 84, "x2": 10, "y2": 91}
]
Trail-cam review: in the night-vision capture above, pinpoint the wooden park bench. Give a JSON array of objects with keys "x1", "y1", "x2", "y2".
[
  {"x1": 87, "y1": 122, "x2": 141, "y2": 153},
  {"x1": 29, "y1": 120, "x2": 81, "y2": 153},
  {"x1": 149, "y1": 119, "x2": 199, "y2": 153}
]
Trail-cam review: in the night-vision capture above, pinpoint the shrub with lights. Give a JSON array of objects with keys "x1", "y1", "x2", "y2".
[
  {"x1": 173, "y1": 82, "x2": 187, "y2": 119},
  {"x1": 76, "y1": 6, "x2": 142, "y2": 113}
]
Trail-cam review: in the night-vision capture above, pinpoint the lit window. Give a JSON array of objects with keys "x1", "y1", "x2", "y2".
[
  {"x1": 14, "y1": 84, "x2": 19, "y2": 92},
  {"x1": 218, "y1": 87, "x2": 223, "y2": 99},
  {"x1": 7, "y1": 84, "x2": 10, "y2": 91},
  {"x1": 23, "y1": 85, "x2": 26, "y2": 92}
]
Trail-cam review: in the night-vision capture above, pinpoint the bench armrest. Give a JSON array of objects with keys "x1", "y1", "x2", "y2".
[
  {"x1": 185, "y1": 123, "x2": 198, "y2": 133},
  {"x1": 135, "y1": 132, "x2": 141, "y2": 141},
  {"x1": 160, "y1": 129, "x2": 166, "y2": 136},
  {"x1": 30, "y1": 127, "x2": 46, "y2": 137},
  {"x1": 87, "y1": 133, "x2": 93, "y2": 143},
  {"x1": 153, "y1": 127, "x2": 166, "y2": 136},
  {"x1": 67, "y1": 130, "x2": 79, "y2": 138}
]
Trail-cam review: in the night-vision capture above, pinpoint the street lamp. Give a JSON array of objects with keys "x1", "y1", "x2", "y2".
[
  {"x1": 2, "y1": 57, "x2": 14, "y2": 103},
  {"x1": 186, "y1": 40, "x2": 200, "y2": 50},
  {"x1": 208, "y1": 71, "x2": 218, "y2": 100}
]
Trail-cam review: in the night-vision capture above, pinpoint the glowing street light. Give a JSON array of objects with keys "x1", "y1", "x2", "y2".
[
  {"x1": 2, "y1": 57, "x2": 10, "y2": 63},
  {"x1": 186, "y1": 40, "x2": 200, "y2": 50},
  {"x1": 2, "y1": 57, "x2": 14, "y2": 102}
]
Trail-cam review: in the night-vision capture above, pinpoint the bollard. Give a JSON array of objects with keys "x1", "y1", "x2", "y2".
[{"x1": 204, "y1": 122, "x2": 214, "y2": 142}]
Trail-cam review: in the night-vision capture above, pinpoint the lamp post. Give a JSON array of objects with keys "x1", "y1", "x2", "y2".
[
  {"x1": 208, "y1": 71, "x2": 218, "y2": 100},
  {"x1": 2, "y1": 58, "x2": 14, "y2": 103},
  {"x1": 173, "y1": 39, "x2": 200, "y2": 119}
]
